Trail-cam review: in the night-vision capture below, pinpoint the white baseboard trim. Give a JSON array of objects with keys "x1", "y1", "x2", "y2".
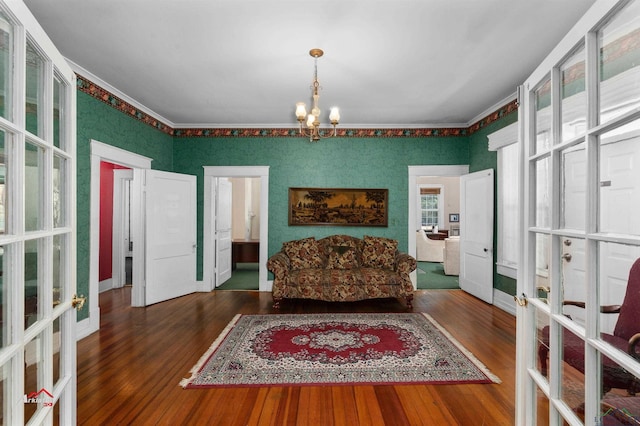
[
  {"x1": 99, "y1": 278, "x2": 113, "y2": 293},
  {"x1": 195, "y1": 280, "x2": 211, "y2": 292},
  {"x1": 493, "y1": 289, "x2": 516, "y2": 316}
]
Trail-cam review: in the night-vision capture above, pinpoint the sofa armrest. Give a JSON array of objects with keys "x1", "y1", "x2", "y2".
[
  {"x1": 267, "y1": 252, "x2": 290, "y2": 280},
  {"x1": 395, "y1": 252, "x2": 417, "y2": 275}
]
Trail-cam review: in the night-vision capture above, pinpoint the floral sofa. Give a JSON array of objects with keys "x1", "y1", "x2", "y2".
[{"x1": 267, "y1": 235, "x2": 417, "y2": 309}]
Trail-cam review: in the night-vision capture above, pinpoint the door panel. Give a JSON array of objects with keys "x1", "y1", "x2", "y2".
[
  {"x1": 0, "y1": 2, "x2": 78, "y2": 423},
  {"x1": 459, "y1": 169, "x2": 494, "y2": 304},
  {"x1": 145, "y1": 170, "x2": 197, "y2": 305},
  {"x1": 215, "y1": 178, "x2": 232, "y2": 287}
]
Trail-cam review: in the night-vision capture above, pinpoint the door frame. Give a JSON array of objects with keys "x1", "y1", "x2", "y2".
[
  {"x1": 408, "y1": 165, "x2": 469, "y2": 289},
  {"x1": 203, "y1": 166, "x2": 270, "y2": 291},
  {"x1": 83, "y1": 140, "x2": 151, "y2": 338}
]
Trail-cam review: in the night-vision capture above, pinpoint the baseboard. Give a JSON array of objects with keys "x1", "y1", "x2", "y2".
[
  {"x1": 99, "y1": 278, "x2": 113, "y2": 293},
  {"x1": 195, "y1": 280, "x2": 210, "y2": 292},
  {"x1": 493, "y1": 289, "x2": 516, "y2": 316}
]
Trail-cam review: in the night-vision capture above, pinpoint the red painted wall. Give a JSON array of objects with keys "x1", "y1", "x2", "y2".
[{"x1": 99, "y1": 161, "x2": 130, "y2": 282}]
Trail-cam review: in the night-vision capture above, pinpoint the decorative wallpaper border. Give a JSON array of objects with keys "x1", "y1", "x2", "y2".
[{"x1": 76, "y1": 74, "x2": 517, "y2": 138}]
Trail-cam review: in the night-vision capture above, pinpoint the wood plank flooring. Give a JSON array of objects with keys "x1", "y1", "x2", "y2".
[{"x1": 77, "y1": 289, "x2": 518, "y2": 425}]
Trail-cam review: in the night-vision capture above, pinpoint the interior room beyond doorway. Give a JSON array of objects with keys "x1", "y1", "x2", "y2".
[{"x1": 218, "y1": 177, "x2": 261, "y2": 290}]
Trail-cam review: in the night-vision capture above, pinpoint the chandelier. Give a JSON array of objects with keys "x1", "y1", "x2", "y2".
[{"x1": 295, "y1": 48, "x2": 340, "y2": 142}]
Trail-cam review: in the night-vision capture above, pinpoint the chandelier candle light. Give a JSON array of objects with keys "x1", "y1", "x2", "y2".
[{"x1": 295, "y1": 48, "x2": 340, "y2": 142}]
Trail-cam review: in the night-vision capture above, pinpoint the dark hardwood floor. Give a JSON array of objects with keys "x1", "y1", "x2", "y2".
[{"x1": 77, "y1": 289, "x2": 518, "y2": 425}]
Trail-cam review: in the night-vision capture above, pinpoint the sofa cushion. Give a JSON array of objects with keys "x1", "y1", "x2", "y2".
[
  {"x1": 282, "y1": 237, "x2": 326, "y2": 270},
  {"x1": 327, "y1": 245, "x2": 360, "y2": 269},
  {"x1": 361, "y1": 235, "x2": 398, "y2": 270}
]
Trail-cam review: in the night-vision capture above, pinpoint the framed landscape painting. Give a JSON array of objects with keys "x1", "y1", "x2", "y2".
[{"x1": 288, "y1": 188, "x2": 388, "y2": 226}]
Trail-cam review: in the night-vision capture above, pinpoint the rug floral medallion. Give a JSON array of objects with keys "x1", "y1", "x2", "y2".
[{"x1": 180, "y1": 313, "x2": 500, "y2": 388}]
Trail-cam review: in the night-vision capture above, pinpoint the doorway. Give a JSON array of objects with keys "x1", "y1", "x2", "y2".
[
  {"x1": 415, "y1": 177, "x2": 460, "y2": 290},
  {"x1": 215, "y1": 177, "x2": 261, "y2": 290},
  {"x1": 202, "y1": 166, "x2": 270, "y2": 292},
  {"x1": 80, "y1": 141, "x2": 151, "y2": 339},
  {"x1": 408, "y1": 165, "x2": 469, "y2": 290}
]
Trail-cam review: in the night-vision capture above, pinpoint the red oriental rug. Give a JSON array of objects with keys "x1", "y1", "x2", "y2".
[{"x1": 180, "y1": 313, "x2": 500, "y2": 388}]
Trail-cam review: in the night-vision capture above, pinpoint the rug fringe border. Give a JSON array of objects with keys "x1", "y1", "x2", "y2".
[
  {"x1": 420, "y1": 312, "x2": 501, "y2": 384},
  {"x1": 179, "y1": 313, "x2": 243, "y2": 388}
]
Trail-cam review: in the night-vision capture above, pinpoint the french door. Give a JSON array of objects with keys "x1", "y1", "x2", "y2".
[
  {"x1": 0, "y1": 2, "x2": 78, "y2": 424},
  {"x1": 517, "y1": 0, "x2": 640, "y2": 424}
]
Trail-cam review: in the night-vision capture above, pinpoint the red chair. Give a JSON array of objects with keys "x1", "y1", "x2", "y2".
[{"x1": 539, "y1": 258, "x2": 640, "y2": 395}]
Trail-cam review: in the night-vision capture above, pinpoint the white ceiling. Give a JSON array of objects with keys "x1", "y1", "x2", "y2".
[{"x1": 23, "y1": 0, "x2": 596, "y2": 128}]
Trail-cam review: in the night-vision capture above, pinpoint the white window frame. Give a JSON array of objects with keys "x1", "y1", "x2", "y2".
[{"x1": 418, "y1": 184, "x2": 444, "y2": 230}]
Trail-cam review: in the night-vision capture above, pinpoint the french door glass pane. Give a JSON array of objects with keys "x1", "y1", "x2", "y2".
[
  {"x1": 24, "y1": 239, "x2": 40, "y2": 330},
  {"x1": 600, "y1": 354, "x2": 640, "y2": 421},
  {"x1": 53, "y1": 75, "x2": 62, "y2": 149},
  {"x1": 560, "y1": 143, "x2": 586, "y2": 230},
  {"x1": 535, "y1": 157, "x2": 550, "y2": 228},
  {"x1": 561, "y1": 238, "x2": 586, "y2": 328},
  {"x1": 560, "y1": 326, "x2": 585, "y2": 418},
  {"x1": 535, "y1": 233, "x2": 550, "y2": 291},
  {"x1": 24, "y1": 141, "x2": 43, "y2": 232},
  {"x1": 598, "y1": 242, "x2": 640, "y2": 336},
  {"x1": 0, "y1": 12, "x2": 12, "y2": 121},
  {"x1": 534, "y1": 77, "x2": 552, "y2": 154},
  {"x1": 599, "y1": 119, "x2": 640, "y2": 236},
  {"x1": 535, "y1": 307, "x2": 550, "y2": 377},
  {"x1": 53, "y1": 154, "x2": 65, "y2": 228},
  {"x1": 24, "y1": 330, "x2": 48, "y2": 423},
  {"x1": 0, "y1": 130, "x2": 7, "y2": 235},
  {"x1": 53, "y1": 316, "x2": 61, "y2": 386},
  {"x1": 560, "y1": 46, "x2": 586, "y2": 142},
  {"x1": 598, "y1": 355, "x2": 640, "y2": 422},
  {"x1": 25, "y1": 40, "x2": 44, "y2": 138},
  {"x1": 598, "y1": 0, "x2": 640, "y2": 125},
  {"x1": 1, "y1": 358, "x2": 12, "y2": 422},
  {"x1": 53, "y1": 234, "x2": 63, "y2": 307}
]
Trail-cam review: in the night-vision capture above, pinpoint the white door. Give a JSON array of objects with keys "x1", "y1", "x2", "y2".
[
  {"x1": 0, "y1": 2, "x2": 79, "y2": 423},
  {"x1": 517, "y1": 2, "x2": 640, "y2": 424},
  {"x1": 459, "y1": 169, "x2": 494, "y2": 304},
  {"x1": 215, "y1": 178, "x2": 233, "y2": 287},
  {"x1": 144, "y1": 170, "x2": 197, "y2": 305}
]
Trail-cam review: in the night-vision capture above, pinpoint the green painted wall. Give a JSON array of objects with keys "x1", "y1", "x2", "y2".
[
  {"x1": 172, "y1": 135, "x2": 469, "y2": 280},
  {"x1": 76, "y1": 92, "x2": 174, "y2": 319},
  {"x1": 467, "y1": 110, "x2": 518, "y2": 295}
]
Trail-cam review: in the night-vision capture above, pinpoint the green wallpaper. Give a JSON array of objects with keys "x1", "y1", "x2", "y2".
[
  {"x1": 76, "y1": 91, "x2": 174, "y2": 319},
  {"x1": 467, "y1": 110, "x2": 518, "y2": 295},
  {"x1": 76, "y1": 87, "x2": 520, "y2": 311},
  {"x1": 172, "y1": 135, "x2": 469, "y2": 280}
]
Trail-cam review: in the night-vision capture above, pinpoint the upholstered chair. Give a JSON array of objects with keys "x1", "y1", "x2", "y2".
[
  {"x1": 538, "y1": 257, "x2": 640, "y2": 395},
  {"x1": 415, "y1": 230, "x2": 444, "y2": 263},
  {"x1": 443, "y1": 237, "x2": 460, "y2": 276}
]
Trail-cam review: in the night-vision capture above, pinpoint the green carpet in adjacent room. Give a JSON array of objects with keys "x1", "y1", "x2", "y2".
[
  {"x1": 417, "y1": 261, "x2": 459, "y2": 289},
  {"x1": 217, "y1": 263, "x2": 259, "y2": 290}
]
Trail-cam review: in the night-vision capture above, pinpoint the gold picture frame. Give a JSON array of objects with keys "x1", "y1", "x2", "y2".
[{"x1": 288, "y1": 188, "x2": 388, "y2": 226}]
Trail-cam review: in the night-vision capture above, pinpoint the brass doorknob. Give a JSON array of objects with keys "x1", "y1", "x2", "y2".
[
  {"x1": 71, "y1": 294, "x2": 86, "y2": 311},
  {"x1": 562, "y1": 253, "x2": 572, "y2": 262}
]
